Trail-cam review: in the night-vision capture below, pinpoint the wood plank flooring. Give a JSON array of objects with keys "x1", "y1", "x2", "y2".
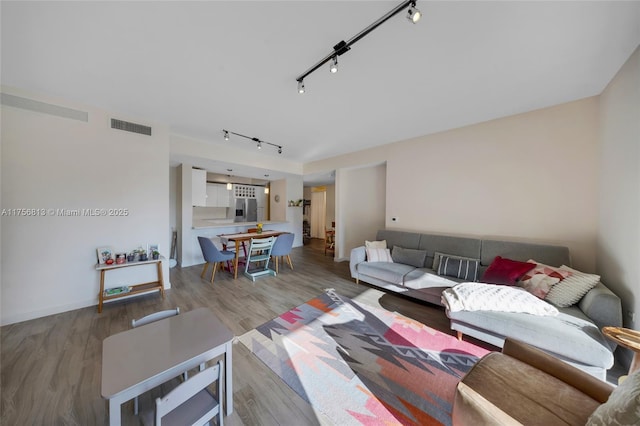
[{"x1": 0, "y1": 239, "x2": 531, "y2": 425}]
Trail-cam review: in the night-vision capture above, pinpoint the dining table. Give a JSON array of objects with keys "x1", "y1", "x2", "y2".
[
  {"x1": 219, "y1": 230, "x2": 286, "y2": 279},
  {"x1": 101, "y1": 307, "x2": 234, "y2": 425}
]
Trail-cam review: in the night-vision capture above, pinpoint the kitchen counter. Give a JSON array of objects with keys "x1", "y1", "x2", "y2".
[{"x1": 192, "y1": 220, "x2": 288, "y2": 230}]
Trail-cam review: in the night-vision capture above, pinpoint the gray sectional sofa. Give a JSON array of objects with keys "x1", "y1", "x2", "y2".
[{"x1": 349, "y1": 229, "x2": 623, "y2": 379}]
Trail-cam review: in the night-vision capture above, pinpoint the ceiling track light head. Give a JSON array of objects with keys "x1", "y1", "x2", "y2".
[
  {"x1": 329, "y1": 56, "x2": 338, "y2": 74},
  {"x1": 407, "y1": 2, "x2": 421, "y2": 23},
  {"x1": 223, "y1": 130, "x2": 229, "y2": 140},
  {"x1": 297, "y1": 79, "x2": 305, "y2": 94}
]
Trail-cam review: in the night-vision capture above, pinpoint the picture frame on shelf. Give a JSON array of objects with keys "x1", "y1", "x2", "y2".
[
  {"x1": 147, "y1": 243, "x2": 160, "y2": 260},
  {"x1": 97, "y1": 246, "x2": 114, "y2": 265}
]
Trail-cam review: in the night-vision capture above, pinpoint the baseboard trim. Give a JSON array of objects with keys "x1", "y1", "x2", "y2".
[{"x1": 1, "y1": 281, "x2": 172, "y2": 326}]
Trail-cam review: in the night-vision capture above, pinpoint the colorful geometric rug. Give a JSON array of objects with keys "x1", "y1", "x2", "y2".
[{"x1": 238, "y1": 289, "x2": 490, "y2": 426}]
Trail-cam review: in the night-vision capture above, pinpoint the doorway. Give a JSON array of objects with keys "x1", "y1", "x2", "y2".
[{"x1": 310, "y1": 191, "x2": 326, "y2": 239}]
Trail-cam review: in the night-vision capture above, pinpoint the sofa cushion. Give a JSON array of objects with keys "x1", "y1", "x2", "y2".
[
  {"x1": 437, "y1": 254, "x2": 480, "y2": 281},
  {"x1": 447, "y1": 306, "x2": 614, "y2": 369},
  {"x1": 481, "y1": 256, "x2": 536, "y2": 286},
  {"x1": 376, "y1": 230, "x2": 421, "y2": 251},
  {"x1": 454, "y1": 352, "x2": 602, "y2": 426},
  {"x1": 545, "y1": 265, "x2": 600, "y2": 307},
  {"x1": 587, "y1": 369, "x2": 640, "y2": 425},
  {"x1": 419, "y1": 234, "x2": 482, "y2": 270},
  {"x1": 366, "y1": 247, "x2": 393, "y2": 262},
  {"x1": 403, "y1": 268, "x2": 459, "y2": 290},
  {"x1": 358, "y1": 262, "x2": 416, "y2": 285},
  {"x1": 480, "y1": 239, "x2": 571, "y2": 269},
  {"x1": 391, "y1": 246, "x2": 427, "y2": 268}
]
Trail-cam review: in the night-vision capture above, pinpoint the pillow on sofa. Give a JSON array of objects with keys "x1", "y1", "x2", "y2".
[
  {"x1": 437, "y1": 254, "x2": 479, "y2": 281},
  {"x1": 518, "y1": 260, "x2": 572, "y2": 299},
  {"x1": 432, "y1": 252, "x2": 479, "y2": 272},
  {"x1": 391, "y1": 246, "x2": 427, "y2": 268},
  {"x1": 366, "y1": 247, "x2": 393, "y2": 263},
  {"x1": 545, "y1": 265, "x2": 600, "y2": 307},
  {"x1": 365, "y1": 240, "x2": 387, "y2": 249},
  {"x1": 586, "y1": 368, "x2": 640, "y2": 425},
  {"x1": 481, "y1": 256, "x2": 536, "y2": 286}
]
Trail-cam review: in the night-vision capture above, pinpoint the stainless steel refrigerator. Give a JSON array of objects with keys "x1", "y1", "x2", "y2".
[{"x1": 234, "y1": 198, "x2": 257, "y2": 222}]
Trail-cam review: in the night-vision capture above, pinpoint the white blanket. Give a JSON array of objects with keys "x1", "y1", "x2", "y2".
[{"x1": 442, "y1": 282, "x2": 558, "y2": 316}]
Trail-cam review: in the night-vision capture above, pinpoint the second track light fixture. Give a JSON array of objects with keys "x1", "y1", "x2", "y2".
[
  {"x1": 223, "y1": 130, "x2": 283, "y2": 154},
  {"x1": 295, "y1": 0, "x2": 420, "y2": 93}
]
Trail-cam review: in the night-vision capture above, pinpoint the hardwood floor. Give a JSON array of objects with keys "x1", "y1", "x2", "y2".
[{"x1": 0, "y1": 239, "x2": 495, "y2": 425}]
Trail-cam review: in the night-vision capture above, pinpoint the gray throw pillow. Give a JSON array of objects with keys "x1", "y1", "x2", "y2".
[
  {"x1": 437, "y1": 254, "x2": 479, "y2": 281},
  {"x1": 391, "y1": 246, "x2": 427, "y2": 268},
  {"x1": 433, "y1": 251, "x2": 479, "y2": 272}
]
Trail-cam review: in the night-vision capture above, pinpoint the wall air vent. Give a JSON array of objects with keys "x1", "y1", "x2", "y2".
[
  {"x1": 111, "y1": 118, "x2": 152, "y2": 136},
  {"x1": 1, "y1": 93, "x2": 88, "y2": 122}
]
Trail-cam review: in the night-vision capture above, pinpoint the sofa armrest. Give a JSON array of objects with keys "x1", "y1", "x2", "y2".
[
  {"x1": 350, "y1": 246, "x2": 366, "y2": 279},
  {"x1": 502, "y1": 338, "x2": 613, "y2": 403},
  {"x1": 579, "y1": 282, "x2": 623, "y2": 334}
]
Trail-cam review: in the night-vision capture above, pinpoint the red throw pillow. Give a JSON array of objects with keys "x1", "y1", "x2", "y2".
[{"x1": 481, "y1": 256, "x2": 536, "y2": 286}]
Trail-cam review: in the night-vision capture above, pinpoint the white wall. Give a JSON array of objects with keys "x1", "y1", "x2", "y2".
[
  {"x1": 597, "y1": 46, "x2": 640, "y2": 334},
  {"x1": 1, "y1": 87, "x2": 171, "y2": 325},
  {"x1": 269, "y1": 179, "x2": 287, "y2": 222},
  {"x1": 308, "y1": 98, "x2": 600, "y2": 271},
  {"x1": 284, "y1": 175, "x2": 304, "y2": 247},
  {"x1": 336, "y1": 164, "x2": 386, "y2": 261},
  {"x1": 169, "y1": 165, "x2": 178, "y2": 233},
  {"x1": 325, "y1": 184, "x2": 336, "y2": 229}
]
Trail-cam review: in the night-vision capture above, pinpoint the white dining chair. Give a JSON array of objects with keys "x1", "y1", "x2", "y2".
[
  {"x1": 131, "y1": 308, "x2": 182, "y2": 415},
  {"x1": 244, "y1": 236, "x2": 276, "y2": 281},
  {"x1": 141, "y1": 361, "x2": 224, "y2": 426}
]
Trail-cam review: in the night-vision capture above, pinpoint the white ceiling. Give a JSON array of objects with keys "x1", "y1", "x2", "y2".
[{"x1": 2, "y1": 1, "x2": 639, "y2": 184}]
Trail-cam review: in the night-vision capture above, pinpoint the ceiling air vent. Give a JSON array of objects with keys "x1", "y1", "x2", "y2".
[{"x1": 111, "y1": 118, "x2": 152, "y2": 136}]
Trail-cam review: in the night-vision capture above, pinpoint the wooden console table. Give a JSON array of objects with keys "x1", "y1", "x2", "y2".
[{"x1": 96, "y1": 259, "x2": 165, "y2": 313}]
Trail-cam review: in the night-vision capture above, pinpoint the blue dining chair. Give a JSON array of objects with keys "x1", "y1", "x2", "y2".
[
  {"x1": 198, "y1": 237, "x2": 236, "y2": 285},
  {"x1": 270, "y1": 233, "x2": 294, "y2": 273}
]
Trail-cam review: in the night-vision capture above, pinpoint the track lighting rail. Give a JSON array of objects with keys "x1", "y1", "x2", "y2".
[
  {"x1": 223, "y1": 129, "x2": 283, "y2": 154},
  {"x1": 295, "y1": 0, "x2": 420, "y2": 91}
]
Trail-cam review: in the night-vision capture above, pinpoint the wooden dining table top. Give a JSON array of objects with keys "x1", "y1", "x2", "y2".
[
  {"x1": 218, "y1": 230, "x2": 286, "y2": 242},
  {"x1": 217, "y1": 230, "x2": 288, "y2": 279}
]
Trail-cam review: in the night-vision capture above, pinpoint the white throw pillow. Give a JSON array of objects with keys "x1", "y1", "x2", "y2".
[
  {"x1": 544, "y1": 265, "x2": 600, "y2": 307},
  {"x1": 366, "y1": 248, "x2": 393, "y2": 263},
  {"x1": 365, "y1": 240, "x2": 387, "y2": 249}
]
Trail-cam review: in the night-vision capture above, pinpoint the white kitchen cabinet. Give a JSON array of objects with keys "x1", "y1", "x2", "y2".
[
  {"x1": 192, "y1": 169, "x2": 207, "y2": 206},
  {"x1": 256, "y1": 191, "x2": 267, "y2": 208},
  {"x1": 205, "y1": 183, "x2": 218, "y2": 207},
  {"x1": 206, "y1": 183, "x2": 231, "y2": 207},
  {"x1": 217, "y1": 184, "x2": 231, "y2": 207}
]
